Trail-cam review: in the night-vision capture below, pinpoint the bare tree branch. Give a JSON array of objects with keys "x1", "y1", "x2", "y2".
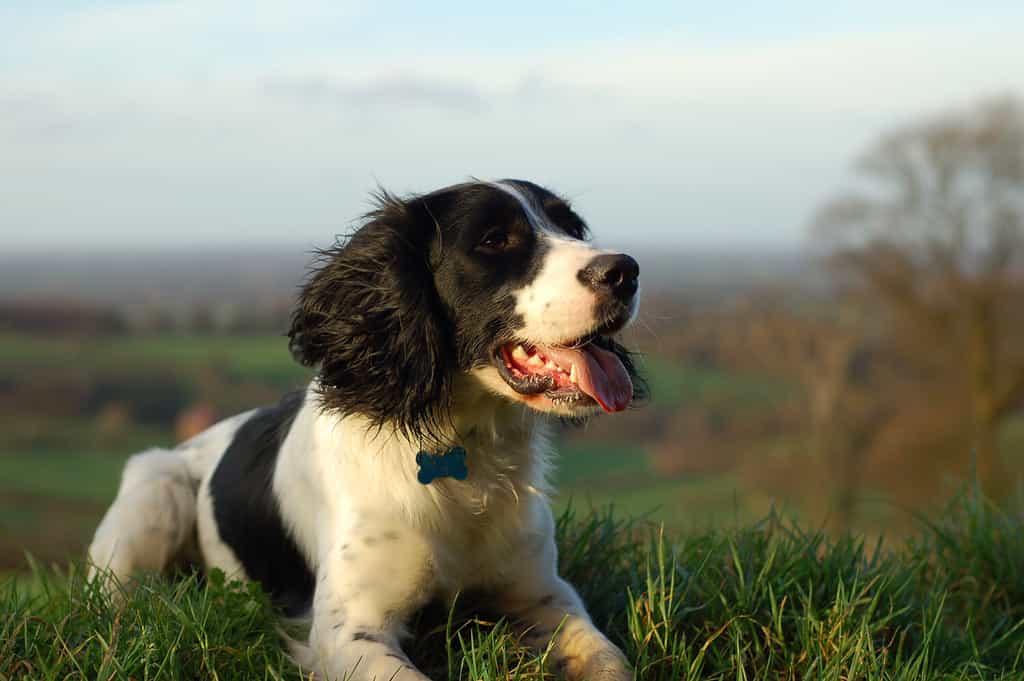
[{"x1": 813, "y1": 95, "x2": 1024, "y2": 497}]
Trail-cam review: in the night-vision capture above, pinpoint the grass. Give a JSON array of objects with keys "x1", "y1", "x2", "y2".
[{"x1": 3, "y1": 490, "x2": 1023, "y2": 680}]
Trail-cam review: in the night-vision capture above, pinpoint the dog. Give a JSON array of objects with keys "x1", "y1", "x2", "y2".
[{"x1": 88, "y1": 179, "x2": 642, "y2": 680}]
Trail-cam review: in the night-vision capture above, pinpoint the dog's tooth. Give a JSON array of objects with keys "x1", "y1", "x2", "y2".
[
  {"x1": 527, "y1": 354, "x2": 545, "y2": 368},
  {"x1": 570, "y1": 363, "x2": 578, "y2": 384},
  {"x1": 512, "y1": 345, "x2": 530, "y2": 362},
  {"x1": 545, "y1": 360, "x2": 559, "y2": 371}
]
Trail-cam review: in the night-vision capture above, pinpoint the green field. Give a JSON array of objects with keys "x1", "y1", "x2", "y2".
[
  {"x1": 639, "y1": 355, "x2": 791, "y2": 410},
  {"x1": 0, "y1": 333, "x2": 310, "y2": 387},
  {"x1": 552, "y1": 441, "x2": 763, "y2": 529},
  {"x1": 3, "y1": 330, "x2": 1022, "y2": 573},
  {"x1": 0, "y1": 451, "x2": 126, "y2": 503}
]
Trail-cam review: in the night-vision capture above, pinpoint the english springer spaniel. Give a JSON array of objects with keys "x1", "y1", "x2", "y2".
[{"x1": 88, "y1": 179, "x2": 642, "y2": 681}]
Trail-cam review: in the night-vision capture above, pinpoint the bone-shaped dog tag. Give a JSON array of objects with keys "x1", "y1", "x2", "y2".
[{"x1": 416, "y1": 446, "x2": 469, "y2": 484}]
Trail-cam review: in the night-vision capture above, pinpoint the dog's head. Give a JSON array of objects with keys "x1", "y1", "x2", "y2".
[{"x1": 289, "y1": 179, "x2": 643, "y2": 441}]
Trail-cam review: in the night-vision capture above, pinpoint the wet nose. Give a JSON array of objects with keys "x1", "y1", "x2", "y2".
[{"x1": 577, "y1": 253, "x2": 640, "y2": 301}]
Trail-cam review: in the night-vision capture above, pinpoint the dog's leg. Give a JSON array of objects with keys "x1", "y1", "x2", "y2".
[
  {"x1": 87, "y1": 448, "x2": 197, "y2": 595},
  {"x1": 305, "y1": 517, "x2": 435, "y2": 681},
  {"x1": 499, "y1": 575, "x2": 633, "y2": 681},
  {"x1": 494, "y1": 523, "x2": 633, "y2": 681}
]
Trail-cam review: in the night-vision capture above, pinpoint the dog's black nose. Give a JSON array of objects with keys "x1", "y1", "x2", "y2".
[{"x1": 578, "y1": 253, "x2": 640, "y2": 301}]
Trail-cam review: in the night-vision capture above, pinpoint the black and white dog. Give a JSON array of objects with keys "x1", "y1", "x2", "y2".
[{"x1": 88, "y1": 179, "x2": 642, "y2": 681}]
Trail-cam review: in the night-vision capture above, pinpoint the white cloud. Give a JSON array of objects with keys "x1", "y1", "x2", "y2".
[{"x1": 1, "y1": 16, "x2": 1022, "y2": 251}]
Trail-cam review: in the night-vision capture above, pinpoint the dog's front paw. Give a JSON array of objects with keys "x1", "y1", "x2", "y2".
[{"x1": 558, "y1": 648, "x2": 634, "y2": 681}]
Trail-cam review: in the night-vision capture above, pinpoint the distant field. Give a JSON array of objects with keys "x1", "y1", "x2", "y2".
[
  {"x1": 0, "y1": 331, "x2": 785, "y2": 406},
  {"x1": 0, "y1": 332, "x2": 312, "y2": 388},
  {"x1": 552, "y1": 441, "x2": 773, "y2": 529},
  {"x1": 4, "y1": 330, "x2": 1020, "y2": 573},
  {"x1": 0, "y1": 332, "x2": 304, "y2": 567},
  {"x1": 1, "y1": 331, "x2": 786, "y2": 570},
  {"x1": 638, "y1": 355, "x2": 790, "y2": 410},
  {"x1": 0, "y1": 451, "x2": 127, "y2": 503},
  {"x1": 0, "y1": 451, "x2": 125, "y2": 569}
]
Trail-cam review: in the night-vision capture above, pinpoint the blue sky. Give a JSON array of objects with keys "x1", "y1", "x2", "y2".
[{"x1": 2, "y1": 1, "x2": 1023, "y2": 252}]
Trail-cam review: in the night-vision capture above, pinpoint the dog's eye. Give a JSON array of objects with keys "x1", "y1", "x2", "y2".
[{"x1": 476, "y1": 228, "x2": 512, "y2": 253}]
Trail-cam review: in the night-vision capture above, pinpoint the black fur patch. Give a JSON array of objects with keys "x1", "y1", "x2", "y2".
[
  {"x1": 288, "y1": 191, "x2": 457, "y2": 445},
  {"x1": 209, "y1": 390, "x2": 314, "y2": 616}
]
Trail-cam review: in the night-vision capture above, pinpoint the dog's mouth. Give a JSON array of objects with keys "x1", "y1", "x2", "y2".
[{"x1": 494, "y1": 332, "x2": 633, "y2": 413}]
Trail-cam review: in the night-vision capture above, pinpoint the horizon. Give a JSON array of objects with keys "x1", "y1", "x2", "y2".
[
  {"x1": 0, "y1": 243, "x2": 825, "y2": 310},
  {"x1": 0, "y1": 237, "x2": 819, "y2": 258}
]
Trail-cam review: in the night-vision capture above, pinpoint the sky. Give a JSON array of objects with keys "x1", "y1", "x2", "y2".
[{"x1": 2, "y1": 1, "x2": 1023, "y2": 253}]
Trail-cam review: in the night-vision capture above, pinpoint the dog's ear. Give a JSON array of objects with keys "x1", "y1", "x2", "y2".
[{"x1": 288, "y1": 191, "x2": 454, "y2": 442}]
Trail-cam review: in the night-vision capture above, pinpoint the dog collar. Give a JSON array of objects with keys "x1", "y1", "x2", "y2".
[{"x1": 415, "y1": 446, "x2": 469, "y2": 484}]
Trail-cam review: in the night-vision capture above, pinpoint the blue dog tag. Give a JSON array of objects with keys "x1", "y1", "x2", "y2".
[{"x1": 416, "y1": 446, "x2": 469, "y2": 484}]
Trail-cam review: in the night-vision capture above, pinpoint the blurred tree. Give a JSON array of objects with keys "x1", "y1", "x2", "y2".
[
  {"x1": 814, "y1": 96, "x2": 1024, "y2": 497},
  {"x1": 713, "y1": 297, "x2": 889, "y2": 529}
]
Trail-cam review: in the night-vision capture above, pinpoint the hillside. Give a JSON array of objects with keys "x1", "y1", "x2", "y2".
[{"x1": 4, "y1": 492, "x2": 1022, "y2": 680}]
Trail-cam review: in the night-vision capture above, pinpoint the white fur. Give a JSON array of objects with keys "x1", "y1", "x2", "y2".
[
  {"x1": 88, "y1": 448, "x2": 198, "y2": 583},
  {"x1": 88, "y1": 377, "x2": 633, "y2": 680},
  {"x1": 513, "y1": 235, "x2": 608, "y2": 344}
]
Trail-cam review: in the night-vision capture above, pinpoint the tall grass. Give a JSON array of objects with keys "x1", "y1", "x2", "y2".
[{"x1": 2, "y1": 489, "x2": 1022, "y2": 680}]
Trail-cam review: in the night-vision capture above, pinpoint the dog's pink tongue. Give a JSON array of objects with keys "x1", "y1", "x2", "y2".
[{"x1": 541, "y1": 344, "x2": 633, "y2": 413}]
